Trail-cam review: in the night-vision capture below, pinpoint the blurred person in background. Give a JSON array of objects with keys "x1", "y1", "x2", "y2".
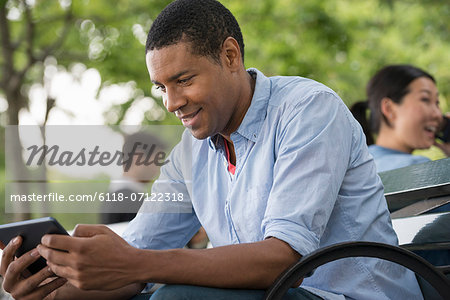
[
  {"x1": 351, "y1": 64, "x2": 450, "y2": 173},
  {"x1": 100, "y1": 132, "x2": 165, "y2": 224}
]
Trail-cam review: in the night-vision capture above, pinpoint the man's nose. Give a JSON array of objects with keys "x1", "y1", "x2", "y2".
[{"x1": 164, "y1": 88, "x2": 187, "y2": 113}]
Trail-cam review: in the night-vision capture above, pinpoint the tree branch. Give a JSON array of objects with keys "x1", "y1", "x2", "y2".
[
  {"x1": 45, "y1": 96, "x2": 55, "y2": 124},
  {"x1": 36, "y1": 3, "x2": 73, "y2": 61},
  {"x1": 0, "y1": 0, "x2": 14, "y2": 90},
  {"x1": 23, "y1": 1, "x2": 34, "y2": 57},
  {"x1": 10, "y1": 31, "x2": 25, "y2": 51},
  {"x1": 23, "y1": 0, "x2": 36, "y2": 66},
  {"x1": 11, "y1": 12, "x2": 71, "y2": 51},
  {"x1": 17, "y1": 2, "x2": 73, "y2": 81}
]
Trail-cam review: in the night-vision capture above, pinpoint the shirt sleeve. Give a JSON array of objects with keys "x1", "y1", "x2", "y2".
[
  {"x1": 262, "y1": 90, "x2": 354, "y2": 256},
  {"x1": 121, "y1": 130, "x2": 201, "y2": 250}
]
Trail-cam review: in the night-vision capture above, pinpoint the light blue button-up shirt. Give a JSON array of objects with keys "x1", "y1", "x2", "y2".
[
  {"x1": 122, "y1": 69, "x2": 422, "y2": 299},
  {"x1": 369, "y1": 144, "x2": 430, "y2": 172}
]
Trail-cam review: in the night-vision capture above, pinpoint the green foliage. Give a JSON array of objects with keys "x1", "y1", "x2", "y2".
[
  {"x1": 226, "y1": 0, "x2": 450, "y2": 108},
  {"x1": 2, "y1": 0, "x2": 449, "y2": 116}
]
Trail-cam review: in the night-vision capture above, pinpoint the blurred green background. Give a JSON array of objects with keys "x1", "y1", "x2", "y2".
[{"x1": 1, "y1": 0, "x2": 449, "y2": 229}]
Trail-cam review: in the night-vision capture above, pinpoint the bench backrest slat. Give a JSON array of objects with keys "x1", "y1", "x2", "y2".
[{"x1": 379, "y1": 158, "x2": 450, "y2": 212}]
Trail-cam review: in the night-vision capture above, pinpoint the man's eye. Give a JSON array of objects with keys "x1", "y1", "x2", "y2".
[
  {"x1": 421, "y1": 97, "x2": 430, "y2": 103},
  {"x1": 178, "y1": 77, "x2": 193, "y2": 85},
  {"x1": 156, "y1": 85, "x2": 166, "y2": 92}
]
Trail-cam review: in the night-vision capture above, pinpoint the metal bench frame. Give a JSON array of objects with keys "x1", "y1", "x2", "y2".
[{"x1": 264, "y1": 241, "x2": 450, "y2": 300}]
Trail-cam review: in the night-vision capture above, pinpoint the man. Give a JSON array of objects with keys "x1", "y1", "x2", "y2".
[{"x1": 0, "y1": 0, "x2": 423, "y2": 299}]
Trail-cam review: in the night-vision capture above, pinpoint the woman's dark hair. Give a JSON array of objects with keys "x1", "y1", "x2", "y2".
[{"x1": 350, "y1": 65, "x2": 435, "y2": 145}]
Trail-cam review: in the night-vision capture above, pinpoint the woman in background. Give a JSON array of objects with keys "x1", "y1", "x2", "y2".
[{"x1": 351, "y1": 64, "x2": 449, "y2": 173}]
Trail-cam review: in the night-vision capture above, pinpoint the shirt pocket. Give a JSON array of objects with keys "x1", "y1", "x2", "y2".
[{"x1": 236, "y1": 185, "x2": 271, "y2": 241}]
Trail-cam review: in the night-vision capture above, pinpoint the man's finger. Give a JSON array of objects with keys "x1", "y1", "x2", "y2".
[
  {"x1": 13, "y1": 264, "x2": 55, "y2": 295},
  {"x1": 41, "y1": 225, "x2": 111, "y2": 251},
  {"x1": 31, "y1": 277, "x2": 67, "y2": 299},
  {"x1": 46, "y1": 261, "x2": 73, "y2": 280},
  {"x1": 37, "y1": 244, "x2": 73, "y2": 268},
  {"x1": 4, "y1": 248, "x2": 43, "y2": 281},
  {"x1": 1, "y1": 236, "x2": 21, "y2": 276},
  {"x1": 40, "y1": 234, "x2": 75, "y2": 251},
  {"x1": 3, "y1": 247, "x2": 43, "y2": 292},
  {"x1": 72, "y1": 224, "x2": 111, "y2": 237}
]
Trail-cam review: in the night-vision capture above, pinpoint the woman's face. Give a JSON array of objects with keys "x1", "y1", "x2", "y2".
[{"x1": 390, "y1": 77, "x2": 442, "y2": 153}]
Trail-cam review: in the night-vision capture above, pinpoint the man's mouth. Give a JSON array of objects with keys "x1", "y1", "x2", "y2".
[{"x1": 178, "y1": 108, "x2": 202, "y2": 126}]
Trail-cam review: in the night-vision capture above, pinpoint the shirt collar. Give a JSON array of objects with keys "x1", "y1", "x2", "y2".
[{"x1": 208, "y1": 68, "x2": 271, "y2": 150}]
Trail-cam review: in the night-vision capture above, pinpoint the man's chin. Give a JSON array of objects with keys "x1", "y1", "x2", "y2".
[{"x1": 188, "y1": 128, "x2": 210, "y2": 140}]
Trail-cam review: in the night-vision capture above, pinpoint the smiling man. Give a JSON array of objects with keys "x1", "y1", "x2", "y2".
[
  {"x1": 147, "y1": 41, "x2": 252, "y2": 142},
  {"x1": 0, "y1": 0, "x2": 424, "y2": 299}
]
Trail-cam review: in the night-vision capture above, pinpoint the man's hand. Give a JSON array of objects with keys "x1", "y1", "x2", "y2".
[
  {"x1": 0, "y1": 237, "x2": 67, "y2": 300},
  {"x1": 37, "y1": 224, "x2": 140, "y2": 291}
]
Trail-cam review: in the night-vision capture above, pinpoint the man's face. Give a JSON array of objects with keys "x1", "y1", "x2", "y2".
[{"x1": 146, "y1": 42, "x2": 238, "y2": 140}]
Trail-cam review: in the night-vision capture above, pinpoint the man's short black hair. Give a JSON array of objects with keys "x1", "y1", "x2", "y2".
[{"x1": 146, "y1": 0, "x2": 245, "y2": 63}]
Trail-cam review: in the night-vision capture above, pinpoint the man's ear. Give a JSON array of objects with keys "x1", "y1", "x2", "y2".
[
  {"x1": 221, "y1": 37, "x2": 241, "y2": 71},
  {"x1": 380, "y1": 97, "x2": 397, "y2": 126}
]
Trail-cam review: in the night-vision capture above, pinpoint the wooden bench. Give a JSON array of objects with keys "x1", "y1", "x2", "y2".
[{"x1": 265, "y1": 158, "x2": 450, "y2": 300}]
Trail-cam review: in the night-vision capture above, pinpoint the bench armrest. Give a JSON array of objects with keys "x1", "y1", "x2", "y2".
[{"x1": 264, "y1": 241, "x2": 450, "y2": 300}]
